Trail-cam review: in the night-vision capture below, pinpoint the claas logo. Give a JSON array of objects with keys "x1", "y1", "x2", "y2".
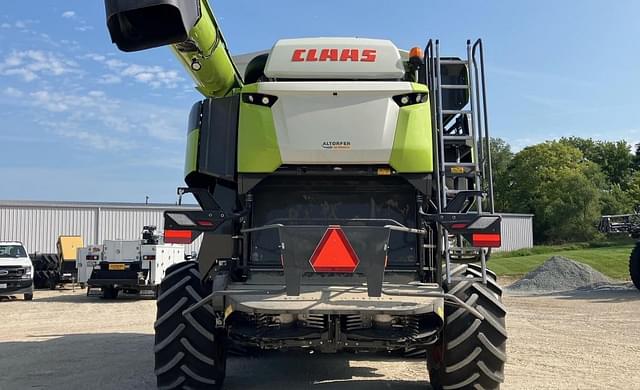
[{"x1": 292, "y1": 48, "x2": 377, "y2": 62}]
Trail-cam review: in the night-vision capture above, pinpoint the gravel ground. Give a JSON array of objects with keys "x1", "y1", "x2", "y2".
[{"x1": 0, "y1": 285, "x2": 639, "y2": 390}]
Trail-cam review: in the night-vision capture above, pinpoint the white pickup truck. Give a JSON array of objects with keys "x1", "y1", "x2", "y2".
[{"x1": 0, "y1": 241, "x2": 34, "y2": 300}]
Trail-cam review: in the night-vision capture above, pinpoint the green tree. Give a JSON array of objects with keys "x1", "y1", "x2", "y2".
[
  {"x1": 489, "y1": 138, "x2": 513, "y2": 212},
  {"x1": 600, "y1": 184, "x2": 633, "y2": 215},
  {"x1": 559, "y1": 137, "x2": 634, "y2": 188},
  {"x1": 627, "y1": 171, "x2": 640, "y2": 210},
  {"x1": 507, "y1": 141, "x2": 602, "y2": 243}
]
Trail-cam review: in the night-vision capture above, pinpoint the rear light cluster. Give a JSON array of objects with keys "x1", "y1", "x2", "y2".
[
  {"x1": 471, "y1": 233, "x2": 501, "y2": 248},
  {"x1": 142, "y1": 255, "x2": 156, "y2": 260},
  {"x1": 393, "y1": 92, "x2": 428, "y2": 107},
  {"x1": 85, "y1": 255, "x2": 99, "y2": 260},
  {"x1": 164, "y1": 230, "x2": 193, "y2": 244},
  {"x1": 242, "y1": 93, "x2": 278, "y2": 107}
]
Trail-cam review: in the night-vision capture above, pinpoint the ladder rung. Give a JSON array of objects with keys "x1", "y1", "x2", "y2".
[
  {"x1": 440, "y1": 59, "x2": 468, "y2": 65},
  {"x1": 444, "y1": 162, "x2": 476, "y2": 167},
  {"x1": 443, "y1": 135, "x2": 473, "y2": 141},
  {"x1": 441, "y1": 84, "x2": 469, "y2": 90},
  {"x1": 442, "y1": 109, "x2": 472, "y2": 115}
]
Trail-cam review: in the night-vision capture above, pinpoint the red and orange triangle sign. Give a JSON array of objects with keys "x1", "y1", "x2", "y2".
[{"x1": 309, "y1": 226, "x2": 360, "y2": 273}]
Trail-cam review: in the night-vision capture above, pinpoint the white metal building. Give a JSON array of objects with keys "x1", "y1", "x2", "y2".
[
  {"x1": 0, "y1": 201, "x2": 533, "y2": 254},
  {"x1": 0, "y1": 201, "x2": 202, "y2": 254},
  {"x1": 496, "y1": 213, "x2": 534, "y2": 252}
]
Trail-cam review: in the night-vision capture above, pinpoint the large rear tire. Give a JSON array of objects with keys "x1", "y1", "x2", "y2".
[
  {"x1": 154, "y1": 261, "x2": 226, "y2": 390},
  {"x1": 428, "y1": 264, "x2": 507, "y2": 390},
  {"x1": 630, "y1": 242, "x2": 640, "y2": 291}
]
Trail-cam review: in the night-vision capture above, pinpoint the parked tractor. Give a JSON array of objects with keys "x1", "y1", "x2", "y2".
[{"x1": 104, "y1": 1, "x2": 507, "y2": 388}]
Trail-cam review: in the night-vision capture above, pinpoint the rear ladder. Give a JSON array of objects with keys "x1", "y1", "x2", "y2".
[{"x1": 425, "y1": 39, "x2": 497, "y2": 284}]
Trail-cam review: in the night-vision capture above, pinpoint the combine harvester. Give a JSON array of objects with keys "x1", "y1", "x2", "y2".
[
  {"x1": 599, "y1": 213, "x2": 640, "y2": 290},
  {"x1": 105, "y1": 1, "x2": 507, "y2": 388}
]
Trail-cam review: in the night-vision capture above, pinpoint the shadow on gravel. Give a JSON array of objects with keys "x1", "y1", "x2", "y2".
[
  {"x1": 507, "y1": 283, "x2": 639, "y2": 303},
  {"x1": 32, "y1": 292, "x2": 155, "y2": 303},
  {"x1": 549, "y1": 284, "x2": 639, "y2": 303},
  {"x1": 226, "y1": 351, "x2": 430, "y2": 390},
  {"x1": 0, "y1": 333, "x2": 156, "y2": 390},
  {"x1": 0, "y1": 333, "x2": 431, "y2": 390}
]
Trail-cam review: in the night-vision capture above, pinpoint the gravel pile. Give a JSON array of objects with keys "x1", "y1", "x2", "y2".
[{"x1": 508, "y1": 256, "x2": 612, "y2": 293}]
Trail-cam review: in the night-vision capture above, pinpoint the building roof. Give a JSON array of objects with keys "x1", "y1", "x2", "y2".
[
  {"x1": 0, "y1": 200, "x2": 200, "y2": 210},
  {"x1": 499, "y1": 213, "x2": 534, "y2": 218}
]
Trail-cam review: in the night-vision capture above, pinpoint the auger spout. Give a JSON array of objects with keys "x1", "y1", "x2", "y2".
[{"x1": 104, "y1": 0, "x2": 242, "y2": 97}]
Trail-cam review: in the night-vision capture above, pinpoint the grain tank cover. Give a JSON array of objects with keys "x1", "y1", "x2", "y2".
[{"x1": 264, "y1": 38, "x2": 405, "y2": 80}]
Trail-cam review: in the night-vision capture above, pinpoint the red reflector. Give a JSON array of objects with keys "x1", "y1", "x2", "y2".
[
  {"x1": 164, "y1": 230, "x2": 192, "y2": 244},
  {"x1": 309, "y1": 227, "x2": 360, "y2": 273},
  {"x1": 472, "y1": 233, "x2": 501, "y2": 248},
  {"x1": 451, "y1": 223, "x2": 467, "y2": 230},
  {"x1": 196, "y1": 220, "x2": 215, "y2": 227}
]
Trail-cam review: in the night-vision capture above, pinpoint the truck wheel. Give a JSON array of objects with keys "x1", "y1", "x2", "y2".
[
  {"x1": 24, "y1": 293, "x2": 33, "y2": 301},
  {"x1": 102, "y1": 286, "x2": 118, "y2": 299},
  {"x1": 155, "y1": 261, "x2": 226, "y2": 390},
  {"x1": 428, "y1": 264, "x2": 507, "y2": 390},
  {"x1": 630, "y1": 243, "x2": 640, "y2": 290}
]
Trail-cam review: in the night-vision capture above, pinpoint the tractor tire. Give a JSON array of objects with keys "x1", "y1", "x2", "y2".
[
  {"x1": 630, "y1": 242, "x2": 640, "y2": 291},
  {"x1": 428, "y1": 264, "x2": 507, "y2": 390},
  {"x1": 408, "y1": 264, "x2": 500, "y2": 362},
  {"x1": 48, "y1": 274, "x2": 58, "y2": 290},
  {"x1": 33, "y1": 271, "x2": 48, "y2": 289},
  {"x1": 154, "y1": 261, "x2": 226, "y2": 390}
]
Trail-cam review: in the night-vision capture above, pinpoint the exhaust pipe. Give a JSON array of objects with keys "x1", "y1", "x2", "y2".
[{"x1": 104, "y1": 0, "x2": 242, "y2": 97}]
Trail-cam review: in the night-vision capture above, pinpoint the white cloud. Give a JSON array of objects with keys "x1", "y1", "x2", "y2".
[
  {"x1": 55, "y1": 129, "x2": 133, "y2": 151},
  {"x1": 1, "y1": 23, "x2": 10, "y2": 29},
  {"x1": 85, "y1": 55, "x2": 185, "y2": 88},
  {"x1": 15, "y1": 21, "x2": 26, "y2": 29},
  {"x1": 84, "y1": 53, "x2": 106, "y2": 62},
  {"x1": 0, "y1": 50, "x2": 80, "y2": 81},
  {"x1": 75, "y1": 25, "x2": 94, "y2": 32},
  {"x1": 98, "y1": 74, "x2": 122, "y2": 84},
  {"x1": 3, "y1": 87, "x2": 23, "y2": 97},
  {"x1": 121, "y1": 64, "x2": 183, "y2": 88},
  {"x1": 62, "y1": 11, "x2": 76, "y2": 19},
  {"x1": 31, "y1": 91, "x2": 70, "y2": 112}
]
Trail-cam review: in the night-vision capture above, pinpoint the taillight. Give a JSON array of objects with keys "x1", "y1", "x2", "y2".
[
  {"x1": 142, "y1": 255, "x2": 156, "y2": 260},
  {"x1": 309, "y1": 226, "x2": 360, "y2": 273},
  {"x1": 164, "y1": 230, "x2": 193, "y2": 244},
  {"x1": 242, "y1": 93, "x2": 278, "y2": 107},
  {"x1": 471, "y1": 233, "x2": 501, "y2": 248},
  {"x1": 86, "y1": 255, "x2": 99, "y2": 260},
  {"x1": 393, "y1": 92, "x2": 428, "y2": 107}
]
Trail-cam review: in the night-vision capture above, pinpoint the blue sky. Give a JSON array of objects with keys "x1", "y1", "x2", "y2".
[{"x1": 0, "y1": 0, "x2": 639, "y2": 203}]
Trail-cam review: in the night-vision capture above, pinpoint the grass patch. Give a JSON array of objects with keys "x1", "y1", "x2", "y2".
[{"x1": 490, "y1": 242, "x2": 635, "y2": 280}]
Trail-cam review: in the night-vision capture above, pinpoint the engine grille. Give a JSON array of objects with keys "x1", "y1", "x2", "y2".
[{"x1": 0, "y1": 266, "x2": 26, "y2": 280}]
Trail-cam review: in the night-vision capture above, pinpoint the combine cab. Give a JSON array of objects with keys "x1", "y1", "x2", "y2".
[{"x1": 104, "y1": 1, "x2": 507, "y2": 388}]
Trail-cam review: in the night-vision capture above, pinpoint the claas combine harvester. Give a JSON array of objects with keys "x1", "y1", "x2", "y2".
[{"x1": 104, "y1": 1, "x2": 507, "y2": 388}]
